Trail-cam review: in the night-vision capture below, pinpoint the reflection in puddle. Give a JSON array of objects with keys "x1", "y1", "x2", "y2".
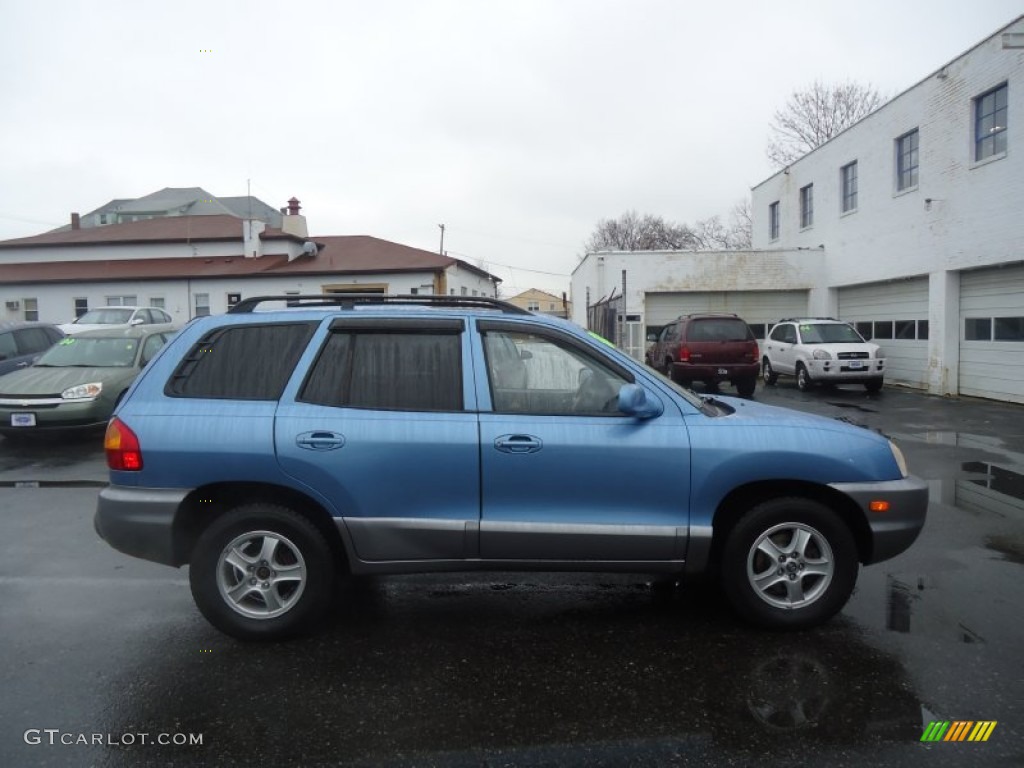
[{"x1": 886, "y1": 576, "x2": 986, "y2": 643}]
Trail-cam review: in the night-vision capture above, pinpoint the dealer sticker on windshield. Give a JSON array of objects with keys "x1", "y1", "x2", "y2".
[{"x1": 11, "y1": 413, "x2": 36, "y2": 427}]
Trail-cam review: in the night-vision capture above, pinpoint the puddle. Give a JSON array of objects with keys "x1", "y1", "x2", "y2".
[
  {"x1": 0, "y1": 480, "x2": 107, "y2": 489},
  {"x1": 827, "y1": 402, "x2": 878, "y2": 413},
  {"x1": 885, "y1": 576, "x2": 986, "y2": 643}
]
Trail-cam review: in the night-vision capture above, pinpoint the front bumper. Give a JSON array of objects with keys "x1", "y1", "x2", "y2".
[
  {"x1": 0, "y1": 399, "x2": 114, "y2": 433},
  {"x1": 94, "y1": 485, "x2": 191, "y2": 566},
  {"x1": 805, "y1": 359, "x2": 884, "y2": 383},
  {"x1": 829, "y1": 476, "x2": 928, "y2": 563}
]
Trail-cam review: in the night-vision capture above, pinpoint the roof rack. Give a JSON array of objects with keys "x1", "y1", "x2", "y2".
[
  {"x1": 777, "y1": 317, "x2": 838, "y2": 323},
  {"x1": 228, "y1": 294, "x2": 532, "y2": 315}
]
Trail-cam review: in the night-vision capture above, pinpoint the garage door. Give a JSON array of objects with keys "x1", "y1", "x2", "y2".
[
  {"x1": 644, "y1": 290, "x2": 808, "y2": 339},
  {"x1": 959, "y1": 265, "x2": 1024, "y2": 404},
  {"x1": 838, "y1": 279, "x2": 929, "y2": 388}
]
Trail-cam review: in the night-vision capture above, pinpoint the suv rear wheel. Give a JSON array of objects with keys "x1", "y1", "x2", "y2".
[
  {"x1": 189, "y1": 503, "x2": 335, "y2": 640},
  {"x1": 721, "y1": 498, "x2": 858, "y2": 628},
  {"x1": 736, "y1": 377, "x2": 757, "y2": 398}
]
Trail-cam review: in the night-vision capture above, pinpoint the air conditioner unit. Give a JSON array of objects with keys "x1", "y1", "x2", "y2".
[{"x1": 5, "y1": 301, "x2": 19, "y2": 310}]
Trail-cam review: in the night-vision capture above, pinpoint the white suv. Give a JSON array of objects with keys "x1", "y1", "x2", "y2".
[{"x1": 762, "y1": 318, "x2": 884, "y2": 392}]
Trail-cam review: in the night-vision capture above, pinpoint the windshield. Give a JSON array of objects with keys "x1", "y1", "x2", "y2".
[
  {"x1": 799, "y1": 323, "x2": 865, "y2": 344},
  {"x1": 36, "y1": 337, "x2": 138, "y2": 367},
  {"x1": 75, "y1": 308, "x2": 134, "y2": 325}
]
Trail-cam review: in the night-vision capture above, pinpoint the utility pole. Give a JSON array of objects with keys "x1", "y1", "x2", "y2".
[{"x1": 438, "y1": 223, "x2": 445, "y2": 256}]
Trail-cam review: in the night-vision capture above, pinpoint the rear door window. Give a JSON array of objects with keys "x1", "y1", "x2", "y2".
[{"x1": 301, "y1": 325, "x2": 463, "y2": 412}]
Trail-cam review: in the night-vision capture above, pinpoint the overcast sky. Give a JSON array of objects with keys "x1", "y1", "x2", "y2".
[{"x1": 1, "y1": 1, "x2": 1021, "y2": 296}]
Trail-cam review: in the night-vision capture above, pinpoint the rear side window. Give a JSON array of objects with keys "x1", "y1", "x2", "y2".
[
  {"x1": 166, "y1": 323, "x2": 315, "y2": 400},
  {"x1": 686, "y1": 319, "x2": 753, "y2": 342},
  {"x1": 301, "y1": 330, "x2": 463, "y2": 412},
  {"x1": 14, "y1": 327, "x2": 56, "y2": 355}
]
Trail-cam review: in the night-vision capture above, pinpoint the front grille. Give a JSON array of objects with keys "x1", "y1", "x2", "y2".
[{"x1": 837, "y1": 351, "x2": 869, "y2": 360}]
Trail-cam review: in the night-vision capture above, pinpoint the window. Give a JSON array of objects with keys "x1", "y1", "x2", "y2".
[
  {"x1": 855, "y1": 322, "x2": 873, "y2": 340},
  {"x1": 149, "y1": 297, "x2": 166, "y2": 309},
  {"x1": 226, "y1": 292, "x2": 241, "y2": 309},
  {"x1": 894, "y1": 320, "x2": 916, "y2": 340},
  {"x1": 140, "y1": 333, "x2": 169, "y2": 365},
  {"x1": 23, "y1": 298, "x2": 39, "y2": 322},
  {"x1": 302, "y1": 327, "x2": 463, "y2": 412},
  {"x1": 285, "y1": 291, "x2": 300, "y2": 307},
  {"x1": 482, "y1": 328, "x2": 631, "y2": 416},
  {"x1": 99, "y1": 214, "x2": 108, "y2": 225},
  {"x1": 768, "y1": 201, "x2": 780, "y2": 240},
  {"x1": 799, "y1": 185, "x2": 813, "y2": 228},
  {"x1": 975, "y1": 83, "x2": 1008, "y2": 162},
  {"x1": 105, "y1": 295, "x2": 137, "y2": 307},
  {"x1": 14, "y1": 327, "x2": 55, "y2": 355},
  {"x1": 409, "y1": 288, "x2": 419, "y2": 295},
  {"x1": 896, "y1": 129, "x2": 919, "y2": 191},
  {"x1": 994, "y1": 317, "x2": 1024, "y2": 341},
  {"x1": 840, "y1": 161, "x2": 858, "y2": 213},
  {"x1": 74, "y1": 298, "x2": 89, "y2": 318},
  {"x1": 873, "y1": 321, "x2": 894, "y2": 340},
  {"x1": 747, "y1": 323, "x2": 767, "y2": 340},
  {"x1": 194, "y1": 293, "x2": 210, "y2": 317},
  {"x1": 167, "y1": 324, "x2": 316, "y2": 399},
  {"x1": 965, "y1": 318, "x2": 992, "y2": 341},
  {"x1": 769, "y1": 324, "x2": 796, "y2": 344},
  {"x1": 527, "y1": 301, "x2": 540, "y2": 311},
  {"x1": 460, "y1": 287, "x2": 468, "y2": 296}
]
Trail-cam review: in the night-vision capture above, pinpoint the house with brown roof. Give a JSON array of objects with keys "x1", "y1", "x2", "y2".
[
  {"x1": 506, "y1": 288, "x2": 571, "y2": 318},
  {"x1": 0, "y1": 197, "x2": 500, "y2": 324}
]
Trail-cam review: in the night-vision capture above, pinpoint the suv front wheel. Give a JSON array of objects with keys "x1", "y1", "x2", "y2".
[
  {"x1": 721, "y1": 498, "x2": 858, "y2": 628},
  {"x1": 796, "y1": 364, "x2": 813, "y2": 392},
  {"x1": 189, "y1": 503, "x2": 336, "y2": 640}
]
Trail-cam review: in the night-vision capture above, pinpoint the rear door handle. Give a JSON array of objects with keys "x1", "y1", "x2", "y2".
[
  {"x1": 296, "y1": 431, "x2": 346, "y2": 451},
  {"x1": 494, "y1": 434, "x2": 543, "y2": 454}
]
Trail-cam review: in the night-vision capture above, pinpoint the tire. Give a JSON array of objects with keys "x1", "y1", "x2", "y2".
[
  {"x1": 796, "y1": 364, "x2": 813, "y2": 392},
  {"x1": 668, "y1": 362, "x2": 685, "y2": 385},
  {"x1": 864, "y1": 380, "x2": 883, "y2": 393},
  {"x1": 762, "y1": 358, "x2": 778, "y2": 386},
  {"x1": 721, "y1": 498, "x2": 858, "y2": 629},
  {"x1": 736, "y1": 377, "x2": 757, "y2": 398},
  {"x1": 189, "y1": 503, "x2": 336, "y2": 640}
]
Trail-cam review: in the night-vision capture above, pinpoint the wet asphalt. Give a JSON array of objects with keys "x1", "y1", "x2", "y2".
[{"x1": 0, "y1": 382, "x2": 1022, "y2": 768}]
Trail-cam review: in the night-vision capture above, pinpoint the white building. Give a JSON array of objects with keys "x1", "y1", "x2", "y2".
[
  {"x1": 0, "y1": 195, "x2": 500, "y2": 325},
  {"x1": 572, "y1": 15, "x2": 1024, "y2": 403}
]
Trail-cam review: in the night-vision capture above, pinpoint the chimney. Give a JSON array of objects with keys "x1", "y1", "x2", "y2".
[
  {"x1": 281, "y1": 196, "x2": 308, "y2": 238},
  {"x1": 71, "y1": 212, "x2": 80, "y2": 230}
]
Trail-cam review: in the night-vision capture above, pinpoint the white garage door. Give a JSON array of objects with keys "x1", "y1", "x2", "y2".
[
  {"x1": 838, "y1": 279, "x2": 929, "y2": 388},
  {"x1": 959, "y1": 265, "x2": 1024, "y2": 404},
  {"x1": 644, "y1": 290, "x2": 808, "y2": 338}
]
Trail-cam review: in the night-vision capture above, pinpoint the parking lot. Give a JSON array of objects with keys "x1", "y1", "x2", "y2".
[{"x1": 1, "y1": 381, "x2": 1022, "y2": 767}]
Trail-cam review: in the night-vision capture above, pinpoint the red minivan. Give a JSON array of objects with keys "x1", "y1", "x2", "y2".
[{"x1": 646, "y1": 313, "x2": 760, "y2": 397}]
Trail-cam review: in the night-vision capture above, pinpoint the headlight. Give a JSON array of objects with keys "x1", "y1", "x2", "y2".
[
  {"x1": 812, "y1": 349, "x2": 832, "y2": 360},
  {"x1": 889, "y1": 440, "x2": 909, "y2": 478},
  {"x1": 62, "y1": 382, "x2": 103, "y2": 400},
  {"x1": 875, "y1": 349, "x2": 886, "y2": 359}
]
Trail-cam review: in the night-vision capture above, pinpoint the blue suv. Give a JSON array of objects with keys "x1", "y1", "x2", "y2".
[{"x1": 94, "y1": 296, "x2": 927, "y2": 639}]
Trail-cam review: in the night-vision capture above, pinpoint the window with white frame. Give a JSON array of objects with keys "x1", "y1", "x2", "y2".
[
  {"x1": 896, "y1": 129, "x2": 919, "y2": 191},
  {"x1": 106, "y1": 295, "x2": 138, "y2": 307},
  {"x1": 799, "y1": 184, "x2": 813, "y2": 229},
  {"x1": 768, "y1": 201, "x2": 780, "y2": 240},
  {"x1": 149, "y1": 297, "x2": 165, "y2": 309},
  {"x1": 74, "y1": 298, "x2": 89, "y2": 318},
  {"x1": 527, "y1": 301, "x2": 540, "y2": 311},
  {"x1": 840, "y1": 161, "x2": 858, "y2": 213},
  {"x1": 974, "y1": 83, "x2": 1007, "y2": 162},
  {"x1": 24, "y1": 298, "x2": 39, "y2": 321},
  {"x1": 194, "y1": 293, "x2": 210, "y2": 317}
]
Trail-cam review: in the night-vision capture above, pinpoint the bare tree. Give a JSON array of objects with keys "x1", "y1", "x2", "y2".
[
  {"x1": 728, "y1": 198, "x2": 752, "y2": 249},
  {"x1": 767, "y1": 81, "x2": 886, "y2": 168},
  {"x1": 585, "y1": 210, "x2": 697, "y2": 252}
]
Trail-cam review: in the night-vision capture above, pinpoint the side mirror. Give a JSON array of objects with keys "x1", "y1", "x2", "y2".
[
  {"x1": 130, "y1": 318, "x2": 144, "y2": 326},
  {"x1": 617, "y1": 384, "x2": 663, "y2": 419}
]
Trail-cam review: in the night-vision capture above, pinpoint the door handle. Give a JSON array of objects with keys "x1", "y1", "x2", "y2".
[
  {"x1": 494, "y1": 434, "x2": 543, "y2": 454},
  {"x1": 296, "y1": 431, "x2": 346, "y2": 451}
]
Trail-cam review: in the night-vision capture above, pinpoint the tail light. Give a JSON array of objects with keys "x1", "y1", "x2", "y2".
[
  {"x1": 678, "y1": 345, "x2": 691, "y2": 362},
  {"x1": 105, "y1": 417, "x2": 143, "y2": 471},
  {"x1": 747, "y1": 340, "x2": 759, "y2": 361}
]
